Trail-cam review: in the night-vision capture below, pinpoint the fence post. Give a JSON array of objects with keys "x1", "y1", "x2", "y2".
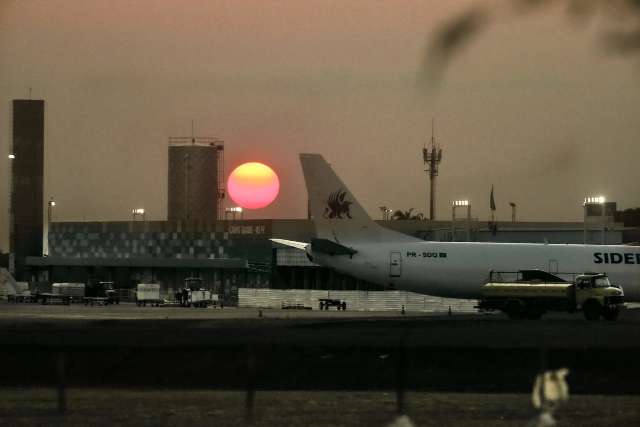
[
  {"x1": 245, "y1": 345, "x2": 256, "y2": 423},
  {"x1": 56, "y1": 351, "x2": 66, "y2": 414},
  {"x1": 394, "y1": 346, "x2": 406, "y2": 415}
]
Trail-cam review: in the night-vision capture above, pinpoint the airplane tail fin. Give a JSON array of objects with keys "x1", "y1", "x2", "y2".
[{"x1": 300, "y1": 153, "x2": 412, "y2": 244}]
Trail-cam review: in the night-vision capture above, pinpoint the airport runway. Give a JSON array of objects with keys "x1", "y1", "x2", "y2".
[
  {"x1": 1, "y1": 302, "x2": 639, "y2": 394},
  {"x1": 1, "y1": 302, "x2": 639, "y2": 349}
]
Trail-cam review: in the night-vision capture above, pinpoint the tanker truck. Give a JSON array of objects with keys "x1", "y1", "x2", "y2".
[{"x1": 478, "y1": 270, "x2": 625, "y2": 321}]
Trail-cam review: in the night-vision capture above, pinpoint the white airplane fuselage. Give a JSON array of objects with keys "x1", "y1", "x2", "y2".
[
  {"x1": 287, "y1": 153, "x2": 640, "y2": 303},
  {"x1": 311, "y1": 240, "x2": 640, "y2": 301}
]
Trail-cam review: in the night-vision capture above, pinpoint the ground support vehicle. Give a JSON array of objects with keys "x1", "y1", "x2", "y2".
[
  {"x1": 178, "y1": 278, "x2": 222, "y2": 308},
  {"x1": 318, "y1": 298, "x2": 347, "y2": 311},
  {"x1": 52, "y1": 283, "x2": 85, "y2": 304},
  {"x1": 6, "y1": 282, "x2": 31, "y2": 303},
  {"x1": 84, "y1": 281, "x2": 120, "y2": 306},
  {"x1": 36, "y1": 293, "x2": 72, "y2": 305},
  {"x1": 83, "y1": 297, "x2": 110, "y2": 306},
  {"x1": 135, "y1": 283, "x2": 162, "y2": 306},
  {"x1": 478, "y1": 270, "x2": 625, "y2": 321},
  {"x1": 7, "y1": 293, "x2": 30, "y2": 303},
  {"x1": 33, "y1": 283, "x2": 85, "y2": 305},
  {"x1": 8, "y1": 291, "x2": 32, "y2": 303},
  {"x1": 188, "y1": 289, "x2": 216, "y2": 308}
]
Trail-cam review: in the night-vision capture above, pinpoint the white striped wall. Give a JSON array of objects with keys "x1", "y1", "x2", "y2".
[{"x1": 238, "y1": 288, "x2": 478, "y2": 313}]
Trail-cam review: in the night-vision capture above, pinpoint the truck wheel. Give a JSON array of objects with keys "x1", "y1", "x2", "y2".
[
  {"x1": 602, "y1": 307, "x2": 620, "y2": 321},
  {"x1": 505, "y1": 300, "x2": 524, "y2": 320},
  {"x1": 583, "y1": 300, "x2": 601, "y2": 321}
]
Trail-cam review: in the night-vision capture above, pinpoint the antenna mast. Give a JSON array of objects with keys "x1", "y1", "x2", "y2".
[{"x1": 423, "y1": 118, "x2": 443, "y2": 220}]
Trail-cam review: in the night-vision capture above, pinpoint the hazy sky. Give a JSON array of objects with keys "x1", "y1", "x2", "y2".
[{"x1": 1, "y1": 0, "x2": 639, "y2": 251}]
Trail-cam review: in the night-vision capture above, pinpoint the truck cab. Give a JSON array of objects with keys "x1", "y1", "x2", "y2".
[{"x1": 574, "y1": 273, "x2": 625, "y2": 320}]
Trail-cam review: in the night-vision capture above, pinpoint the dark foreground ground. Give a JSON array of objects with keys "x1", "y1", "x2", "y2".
[
  {"x1": 1, "y1": 389, "x2": 639, "y2": 427},
  {"x1": 1, "y1": 303, "x2": 639, "y2": 425}
]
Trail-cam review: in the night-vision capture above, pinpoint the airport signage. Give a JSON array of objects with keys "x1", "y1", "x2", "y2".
[{"x1": 594, "y1": 252, "x2": 640, "y2": 265}]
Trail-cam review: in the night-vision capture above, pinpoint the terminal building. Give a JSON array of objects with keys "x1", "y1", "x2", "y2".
[{"x1": 22, "y1": 216, "x2": 637, "y2": 303}]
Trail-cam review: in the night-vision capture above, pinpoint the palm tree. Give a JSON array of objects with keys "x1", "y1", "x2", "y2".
[
  {"x1": 392, "y1": 209, "x2": 425, "y2": 220},
  {"x1": 392, "y1": 208, "x2": 413, "y2": 220}
]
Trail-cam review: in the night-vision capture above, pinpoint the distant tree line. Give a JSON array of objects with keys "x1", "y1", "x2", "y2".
[
  {"x1": 392, "y1": 208, "x2": 425, "y2": 220},
  {"x1": 389, "y1": 207, "x2": 640, "y2": 226}
]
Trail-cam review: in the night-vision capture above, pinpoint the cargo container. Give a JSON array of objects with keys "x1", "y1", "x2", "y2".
[{"x1": 136, "y1": 283, "x2": 162, "y2": 306}]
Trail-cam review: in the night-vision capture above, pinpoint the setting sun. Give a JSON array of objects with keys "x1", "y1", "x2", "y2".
[{"x1": 227, "y1": 162, "x2": 280, "y2": 210}]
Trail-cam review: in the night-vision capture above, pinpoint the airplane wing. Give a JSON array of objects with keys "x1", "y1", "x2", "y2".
[{"x1": 269, "y1": 238, "x2": 308, "y2": 250}]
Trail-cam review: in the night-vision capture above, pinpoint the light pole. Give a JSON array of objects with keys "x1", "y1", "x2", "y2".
[
  {"x1": 132, "y1": 208, "x2": 146, "y2": 221},
  {"x1": 7, "y1": 155, "x2": 15, "y2": 271},
  {"x1": 379, "y1": 206, "x2": 393, "y2": 221},
  {"x1": 46, "y1": 197, "x2": 55, "y2": 256},
  {"x1": 225, "y1": 206, "x2": 243, "y2": 220},
  {"x1": 583, "y1": 196, "x2": 605, "y2": 244},
  {"x1": 452, "y1": 200, "x2": 470, "y2": 241},
  {"x1": 47, "y1": 198, "x2": 56, "y2": 223},
  {"x1": 509, "y1": 202, "x2": 516, "y2": 223},
  {"x1": 184, "y1": 153, "x2": 190, "y2": 221}
]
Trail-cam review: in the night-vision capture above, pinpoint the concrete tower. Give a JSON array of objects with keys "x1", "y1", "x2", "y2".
[
  {"x1": 10, "y1": 99, "x2": 45, "y2": 279},
  {"x1": 167, "y1": 137, "x2": 224, "y2": 222}
]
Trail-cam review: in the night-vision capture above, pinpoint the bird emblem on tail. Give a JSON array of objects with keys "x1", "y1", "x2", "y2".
[{"x1": 323, "y1": 190, "x2": 353, "y2": 219}]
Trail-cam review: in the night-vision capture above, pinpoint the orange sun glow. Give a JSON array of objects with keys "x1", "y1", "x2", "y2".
[{"x1": 227, "y1": 162, "x2": 280, "y2": 209}]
